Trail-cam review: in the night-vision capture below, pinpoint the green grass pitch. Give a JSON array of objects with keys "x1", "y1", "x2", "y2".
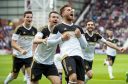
[{"x1": 0, "y1": 54, "x2": 127, "y2": 84}]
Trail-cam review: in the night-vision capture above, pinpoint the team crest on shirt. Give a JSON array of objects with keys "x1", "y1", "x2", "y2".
[
  {"x1": 64, "y1": 28, "x2": 67, "y2": 30},
  {"x1": 87, "y1": 38, "x2": 89, "y2": 41},
  {"x1": 32, "y1": 31, "x2": 35, "y2": 35},
  {"x1": 23, "y1": 32, "x2": 26, "y2": 34},
  {"x1": 68, "y1": 66, "x2": 72, "y2": 71},
  {"x1": 94, "y1": 37, "x2": 97, "y2": 41},
  {"x1": 86, "y1": 65, "x2": 89, "y2": 69}
]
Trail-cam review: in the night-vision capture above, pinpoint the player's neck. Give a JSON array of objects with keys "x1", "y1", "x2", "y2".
[
  {"x1": 87, "y1": 30, "x2": 93, "y2": 35},
  {"x1": 48, "y1": 24, "x2": 54, "y2": 32},
  {"x1": 49, "y1": 24, "x2": 54, "y2": 28},
  {"x1": 23, "y1": 23, "x2": 31, "y2": 28},
  {"x1": 63, "y1": 18, "x2": 73, "y2": 25}
]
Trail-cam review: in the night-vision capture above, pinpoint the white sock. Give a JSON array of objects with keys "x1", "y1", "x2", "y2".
[
  {"x1": 85, "y1": 74, "x2": 90, "y2": 83},
  {"x1": 26, "y1": 73, "x2": 31, "y2": 84},
  {"x1": 4, "y1": 73, "x2": 14, "y2": 84},
  {"x1": 23, "y1": 73, "x2": 27, "y2": 82},
  {"x1": 105, "y1": 60, "x2": 109, "y2": 66},
  {"x1": 68, "y1": 81, "x2": 77, "y2": 84},
  {"x1": 108, "y1": 65, "x2": 113, "y2": 78}
]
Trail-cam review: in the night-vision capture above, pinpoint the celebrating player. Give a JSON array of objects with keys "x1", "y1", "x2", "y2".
[
  {"x1": 82, "y1": 20, "x2": 122, "y2": 83},
  {"x1": 4, "y1": 11, "x2": 37, "y2": 84},
  {"x1": 31, "y1": 11, "x2": 69, "y2": 84},
  {"x1": 52, "y1": 4, "x2": 88, "y2": 84},
  {"x1": 103, "y1": 30, "x2": 119, "y2": 79}
]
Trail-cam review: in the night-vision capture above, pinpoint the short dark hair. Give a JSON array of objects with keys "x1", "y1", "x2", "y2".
[
  {"x1": 86, "y1": 19, "x2": 94, "y2": 23},
  {"x1": 60, "y1": 4, "x2": 72, "y2": 17},
  {"x1": 48, "y1": 11, "x2": 59, "y2": 18},
  {"x1": 86, "y1": 19, "x2": 95, "y2": 26},
  {"x1": 24, "y1": 11, "x2": 33, "y2": 17}
]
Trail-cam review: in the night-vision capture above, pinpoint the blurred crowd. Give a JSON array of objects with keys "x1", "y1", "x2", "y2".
[
  {"x1": 79, "y1": 0, "x2": 128, "y2": 45},
  {"x1": 0, "y1": 18, "x2": 23, "y2": 51}
]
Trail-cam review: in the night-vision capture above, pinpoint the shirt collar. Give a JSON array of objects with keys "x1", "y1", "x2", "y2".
[
  {"x1": 48, "y1": 25, "x2": 52, "y2": 32},
  {"x1": 86, "y1": 30, "x2": 94, "y2": 37},
  {"x1": 22, "y1": 23, "x2": 32, "y2": 30},
  {"x1": 62, "y1": 21, "x2": 73, "y2": 26}
]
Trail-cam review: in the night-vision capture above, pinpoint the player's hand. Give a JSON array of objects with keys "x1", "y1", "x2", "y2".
[
  {"x1": 62, "y1": 32, "x2": 70, "y2": 41},
  {"x1": 120, "y1": 47, "x2": 126, "y2": 52},
  {"x1": 42, "y1": 38, "x2": 47, "y2": 44},
  {"x1": 75, "y1": 28, "x2": 81, "y2": 38},
  {"x1": 20, "y1": 49, "x2": 27, "y2": 55}
]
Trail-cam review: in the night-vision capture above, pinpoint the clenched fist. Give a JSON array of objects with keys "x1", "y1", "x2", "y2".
[
  {"x1": 75, "y1": 28, "x2": 81, "y2": 38},
  {"x1": 61, "y1": 32, "x2": 70, "y2": 41},
  {"x1": 20, "y1": 49, "x2": 27, "y2": 55}
]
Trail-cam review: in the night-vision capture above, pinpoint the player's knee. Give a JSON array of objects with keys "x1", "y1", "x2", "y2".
[
  {"x1": 109, "y1": 63, "x2": 113, "y2": 66},
  {"x1": 109, "y1": 61, "x2": 113, "y2": 66},
  {"x1": 69, "y1": 73, "x2": 77, "y2": 82},
  {"x1": 50, "y1": 76, "x2": 61, "y2": 84},
  {"x1": 52, "y1": 79, "x2": 60, "y2": 84},
  {"x1": 88, "y1": 74, "x2": 93, "y2": 79},
  {"x1": 53, "y1": 81, "x2": 60, "y2": 84},
  {"x1": 87, "y1": 71, "x2": 93, "y2": 79}
]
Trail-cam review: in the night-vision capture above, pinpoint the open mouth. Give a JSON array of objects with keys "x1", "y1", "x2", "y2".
[
  {"x1": 70, "y1": 14, "x2": 73, "y2": 16},
  {"x1": 28, "y1": 21, "x2": 31, "y2": 23},
  {"x1": 88, "y1": 27, "x2": 93, "y2": 30},
  {"x1": 53, "y1": 21, "x2": 57, "y2": 24}
]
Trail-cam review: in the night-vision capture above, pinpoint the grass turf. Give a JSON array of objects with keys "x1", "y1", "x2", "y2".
[{"x1": 0, "y1": 54, "x2": 127, "y2": 84}]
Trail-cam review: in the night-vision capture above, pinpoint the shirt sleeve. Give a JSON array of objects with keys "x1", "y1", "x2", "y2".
[
  {"x1": 97, "y1": 33, "x2": 102, "y2": 40},
  {"x1": 12, "y1": 34, "x2": 20, "y2": 40},
  {"x1": 76, "y1": 25, "x2": 84, "y2": 34},
  {"x1": 53, "y1": 25, "x2": 59, "y2": 34},
  {"x1": 114, "y1": 39, "x2": 119, "y2": 44},
  {"x1": 14, "y1": 26, "x2": 21, "y2": 34},
  {"x1": 100, "y1": 37, "x2": 107, "y2": 43},
  {"x1": 47, "y1": 34, "x2": 62, "y2": 46},
  {"x1": 12, "y1": 27, "x2": 21, "y2": 40},
  {"x1": 35, "y1": 32, "x2": 43, "y2": 37},
  {"x1": 47, "y1": 24, "x2": 62, "y2": 46},
  {"x1": 96, "y1": 33, "x2": 107, "y2": 43},
  {"x1": 78, "y1": 34, "x2": 88, "y2": 49}
]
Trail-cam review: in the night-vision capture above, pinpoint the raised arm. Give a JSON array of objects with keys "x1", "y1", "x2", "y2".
[{"x1": 101, "y1": 38, "x2": 121, "y2": 51}]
